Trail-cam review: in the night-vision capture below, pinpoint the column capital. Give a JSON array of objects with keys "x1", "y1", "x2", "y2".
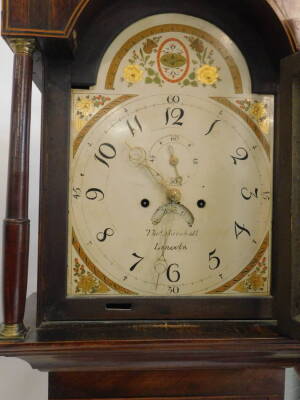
[{"x1": 7, "y1": 38, "x2": 36, "y2": 56}]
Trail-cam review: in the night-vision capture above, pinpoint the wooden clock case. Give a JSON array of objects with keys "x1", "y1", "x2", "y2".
[{"x1": 1, "y1": 1, "x2": 300, "y2": 399}]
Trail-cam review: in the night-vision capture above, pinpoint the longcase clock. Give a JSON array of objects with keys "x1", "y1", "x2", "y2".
[{"x1": 0, "y1": 1, "x2": 300, "y2": 400}]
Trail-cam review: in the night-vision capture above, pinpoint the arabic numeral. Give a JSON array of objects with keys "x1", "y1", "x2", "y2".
[
  {"x1": 165, "y1": 108, "x2": 184, "y2": 126},
  {"x1": 234, "y1": 221, "x2": 251, "y2": 239},
  {"x1": 72, "y1": 187, "x2": 81, "y2": 199},
  {"x1": 168, "y1": 286, "x2": 180, "y2": 294},
  {"x1": 130, "y1": 253, "x2": 144, "y2": 271},
  {"x1": 126, "y1": 115, "x2": 143, "y2": 136},
  {"x1": 166, "y1": 263, "x2": 181, "y2": 282},
  {"x1": 203, "y1": 119, "x2": 221, "y2": 135},
  {"x1": 96, "y1": 228, "x2": 114, "y2": 242},
  {"x1": 209, "y1": 249, "x2": 221, "y2": 270},
  {"x1": 231, "y1": 147, "x2": 248, "y2": 165},
  {"x1": 85, "y1": 188, "x2": 104, "y2": 201},
  {"x1": 94, "y1": 143, "x2": 116, "y2": 168},
  {"x1": 167, "y1": 95, "x2": 180, "y2": 104},
  {"x1": 241, "y1": 187, "x2": 258, "y2": 200}
]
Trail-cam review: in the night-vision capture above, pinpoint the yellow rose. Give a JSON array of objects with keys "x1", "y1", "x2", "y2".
[
  {"x1": 196, "y1": 65, "x2": 219, "y2": 85},
  {"x1": 77, "y1": 275, "x2": 96, "y2": 293},
  {"x1": 249, "y1": 102, "x2": 266, "y2": 120},
  {"x1": 74, "y1": 117, "x2": 86, "y2": 132},
  {"x1": 248, "y1": 271, "x2": 265, "y2": 291},
  {"x1": 123, "y1": 64, "x2": 143, "y2": 83},
  {"x1": 75, "y1": 97, "x2": 94, "y2": 115},
  {"x1": 259, "y1": 118, "x2": 269, "y2": 134}
]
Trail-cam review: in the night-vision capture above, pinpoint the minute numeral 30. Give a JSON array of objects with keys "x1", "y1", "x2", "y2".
[{"x1": 94, "y1": 143, "x2": 116, "y2": 168}]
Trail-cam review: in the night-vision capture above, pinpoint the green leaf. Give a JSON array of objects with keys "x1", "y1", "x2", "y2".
[
  {"x1": 145, "y1": 77, "x2": 153, "y2": 84},
  {"x1": 183, "y1": 79, "x2": 190, "y2": 86},
  {"x1": 154, "y1": 76, "x2": 161, "y2": 84},
  {"x1": 139, "y1": 48, "x2": 144, "y2": 60},
  {"x1": 189, "y1": 72, "x2": 195, "y2": 80},
  {"x1": 191, "y1": 81, "x2": 198, "y2": 87},
  {"x1": 147, "y1": 68, "x2": 155, "y2": 76}
]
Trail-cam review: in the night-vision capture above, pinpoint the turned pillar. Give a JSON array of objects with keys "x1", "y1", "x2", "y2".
[{"x1": 0, "y1": 38, "x2": 36, "y2": 340}]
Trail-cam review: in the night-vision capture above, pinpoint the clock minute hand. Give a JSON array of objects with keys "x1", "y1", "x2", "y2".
[{"x1": 128, "y1": 145, "x2": 169, "y2": 190}]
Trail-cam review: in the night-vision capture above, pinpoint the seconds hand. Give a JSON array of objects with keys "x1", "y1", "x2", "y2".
[{"x1": 168, "y1": 145, "x2": 183, "y2": 185}]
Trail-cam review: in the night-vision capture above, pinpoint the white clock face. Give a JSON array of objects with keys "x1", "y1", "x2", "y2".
[{"x1": 69, "y1": 94, "x2": 272, "y2": 296}]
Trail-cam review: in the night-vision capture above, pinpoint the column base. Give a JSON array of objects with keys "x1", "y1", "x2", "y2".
[{"x1": 0, "y1": 323, "x2": 28, "y2": 340}]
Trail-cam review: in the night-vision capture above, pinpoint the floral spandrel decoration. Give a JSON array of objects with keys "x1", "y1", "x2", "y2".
[
  {"x1": 180, "y1": 36, "x2": 221, "y2": 88},
  {"x1": 121, "y1": 34, "x2": 221, "y2": 88},
  {"x1": 73, "y1": 258, "x2": 110, "y2": 295},
  {"x1": 74, "y1": 94, "x2": 111, "y2": 132},
  {"x1": 233, "y1": 257, "x2": 268, "y2": 293},
  {"x1": 236, "y1": 99, "x2": 270, "y2": 134},
  {"x1": 121, "y1": 36, "x2": 163, "y2": 87}
]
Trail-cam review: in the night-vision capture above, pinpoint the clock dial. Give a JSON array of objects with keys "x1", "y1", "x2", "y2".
[{"x1": 68, "y1": 94, "x2": 272, "y2": 296}]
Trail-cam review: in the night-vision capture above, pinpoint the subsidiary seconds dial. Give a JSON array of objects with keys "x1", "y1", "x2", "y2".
[{"x1": 69, "y1": 94, "x2": 272, "y2": 296}]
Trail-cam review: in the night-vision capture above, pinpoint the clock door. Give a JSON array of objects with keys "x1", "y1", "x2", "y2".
[{"x1": 275, "y1": 51, "x2": 300, "y2": 339}]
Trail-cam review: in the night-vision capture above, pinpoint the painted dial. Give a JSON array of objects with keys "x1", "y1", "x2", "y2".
[{"x1": 70, "y1": 94, "x2": 272, "y2": 296}]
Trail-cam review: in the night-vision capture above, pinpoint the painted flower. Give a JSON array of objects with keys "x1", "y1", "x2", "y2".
[
  {"x1": 123, "y1": 64, "x2": 144, "y2": 83},
  {"x1": 248, "y1": 271, "x2": 265, "y2": 291},
  {"x1": 160, "y1": 53, "x2": 186, "y2": 68},
  {"x1": 77, "y1": 274, "x2": 96, "y2": 293},
  {"x1": 190, "y1": 38, "x2": 204, "y2": 53},
  {"x1": 196, "y1": 65, "x2": 219, "y2": 85},
  {"x1": 259, "y1": 118, "x2": 269, "y2": 134},
  {"x1": 143, "y1": 39, "x2": 157, "y2": 54},
  {"x1": 249, "y1": 102, "x2": 266, "y2": 120},
  {"x1": 75, "y1": 97, "x2": 95, "y2": 115},
  {"x1": 75, "y1": 117, "x2": 86, "y2": 132}
]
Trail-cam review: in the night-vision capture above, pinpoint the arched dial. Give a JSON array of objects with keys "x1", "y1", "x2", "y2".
[{"x1": 70, "y1": 94, "x2": 272, "y2": 296}]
